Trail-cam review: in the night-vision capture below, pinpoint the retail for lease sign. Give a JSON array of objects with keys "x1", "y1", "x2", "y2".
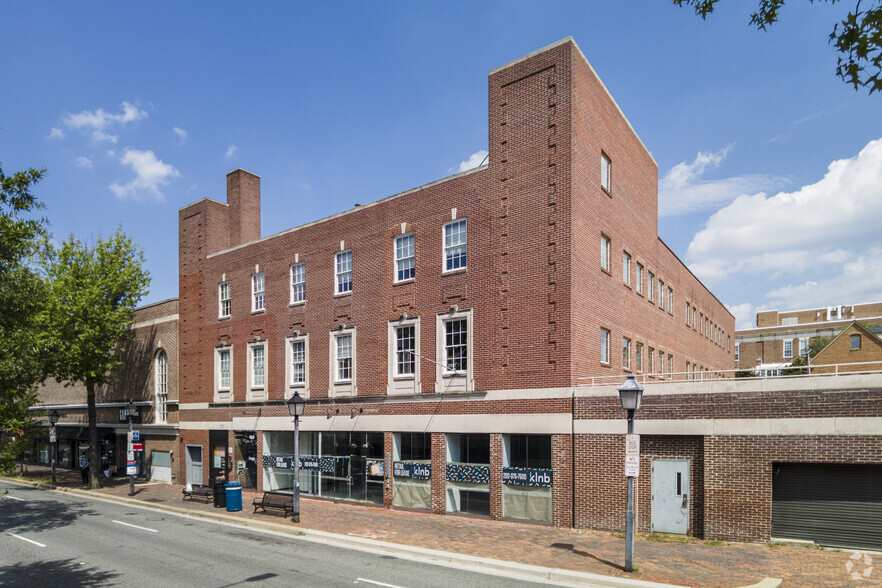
[{"x1": 625, "y1": 434, "x2": 640, "y2": 477}]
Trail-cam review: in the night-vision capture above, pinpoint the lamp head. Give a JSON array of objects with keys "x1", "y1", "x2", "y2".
[
  {"x1": 49, "y1": 410, "x2": 60, "y2": 425},
  {"x1": 617, "y1": 374, "x2": 644, "y2": 411},
  {"x1": 287, "y1": 391, "x2": 306, "y2": 417},
  {"x1": 126, "y1": 401, "x2": 137, "y2": 417}
]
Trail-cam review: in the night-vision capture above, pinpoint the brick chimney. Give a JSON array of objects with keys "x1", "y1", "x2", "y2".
[{"x1": 226, "y1": 169, "x2": 261, "y2": 247}]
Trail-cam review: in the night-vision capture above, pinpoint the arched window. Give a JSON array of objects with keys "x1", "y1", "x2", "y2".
[{"x1": 155, "y1": 350, "x2": 168, "y2": 424}]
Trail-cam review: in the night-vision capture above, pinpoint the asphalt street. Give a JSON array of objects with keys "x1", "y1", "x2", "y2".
[{"x1": 0, "y1": 482, "x2": 545, "y2": 588}]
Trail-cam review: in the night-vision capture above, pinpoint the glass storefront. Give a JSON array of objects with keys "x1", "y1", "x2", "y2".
[
  {"x1": 446, "y1": 433, "x2": 490, "y2": 516},
  {"x1": 262, "y1": 430, "x2": 384, "y2": 505},
  {"x1": 502, "y1": 434, "x2": 553, "y2": 523},
  {"x1": 392, "y1": 432, "x2": 431, "y2": 510}
]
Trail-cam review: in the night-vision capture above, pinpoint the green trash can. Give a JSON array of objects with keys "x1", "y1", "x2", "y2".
[{"x1": 225, "y1": 481, "x2": 243, "y2": 512}]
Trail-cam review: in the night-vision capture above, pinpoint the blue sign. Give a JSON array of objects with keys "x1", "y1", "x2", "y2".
[
  {"x1": 502, "y1": 467, "x2": 553, "y2": 487},
  {"x1": 393, "y1": 461, "x2": 431, "y2": 480},
  {"x1": 132, "y1": 431, "x2": 139, "y2": 441}
]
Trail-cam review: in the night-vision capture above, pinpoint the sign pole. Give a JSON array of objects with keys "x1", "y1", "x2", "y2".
[
  {"x1": 625, "y1": 409, "x2": 636, "y2": 572},
  {"x1": 292, "y1": 414, "x2": 300, "y2": 523},
  {"x1": 128, "y1": 415, "x2": 135, "y2": 496}
]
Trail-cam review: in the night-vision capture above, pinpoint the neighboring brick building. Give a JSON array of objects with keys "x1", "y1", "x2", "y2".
[
  {"x1": 176, "y1": 37, "x2": 734, "y2": 526},
  {"x1": 810, "y1": 321, "x2": 882, "y2": 374},
  {"x1": 34, "y1": 298, "x2": 179, "y2": 483},
  {"x1": 735, "y1": 301, "x2": 882, "y2": 373}
]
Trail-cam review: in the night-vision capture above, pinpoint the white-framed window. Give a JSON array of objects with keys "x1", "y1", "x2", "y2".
[
  {"x1": 692, "y1": 307, "x2": 697, "y2": 329},
  {"x1": 622, "y1": 251, "x2": 631, "y2": 285},
  {"x1": 735, "y1": 343, "x2": 740, "y2": 362},
  {"x1": 648, "y1": 347, "x2": 655, "y2": 374},
  {"x1": 388, "y1": 317, "x2": 421, "y2": 395},
  {"x1": 635, "y1": 342, "x2": 643, "y2": 372},
  {"x1": 798, "y1": 338, "x2": 808, "y2": 357},
  {"x1": 658, "y1": 280, "x2": 665, "y2": 309},
  {"x1": 285, "y1": 333, "x2": 309, "y2": 398},
  {"x1": 648, "y1": 272, "x2": 655, "y2": 302},
  {"x1": 782, "y1": 339, "x2": 793, "y2": 359},
  {"x1": 252, "y1": 272, "x2": 265, "y2": 312},
  {"x1": 248, "y1": 340, "x2": 267, "y2": 400},
  {"x1": 219, "y1": 281, "x2": 231, "y2": 318},
  {"x1": 335, "y1": 250, "x2": 352, "y2": 294},
  {"x1": 329, "y1": 327, "x2": 356, "y2": 397},
  {"x1": 154, "y1": 349, "x2": 168, "y2": 424},
  {"x1": 435, "y1": 308, "x2": 474, "y2": 393},
  {"x1": 290, "y1": 262, "x2": 305, "y2": 304},
  {"x1": 667, "y1": 287, "x2": 674, "y2": 314},
  {"x1": 668, "y1": 354, "x2": 673, "y2": 378},
  {"x1": 622, "y1": 337, "x2": 631, "y2": 370},
  {"x1": 782, "y1": 317, "x2": 798, "y2": 326},
  {"x1": 600, "y1": 234, "x2": 611, "y2": 271},
  {"x1": 700, "y1": 313, "x2": 704, "y2": 336},
  {"x1": 658, "y1": 350, "x2": 665, "y2": 377},
  {"x1": 685, "y1": 302, "x2": 691, "y2": 325},
  {"x1": 636, "y1": 263, "x2": 644, "y2": 295},
  {"x1": 395, "y1": 233, "x2": 415, "y2": 282},
  {"x1": 601, "y1": 151, "x2": 611, "y2": 192},
  {"x1": 600, "y1": 328, "x2": 610, "y2": 364},
  {"x1": 444, "y1": 219, "x2": 467, "y2": 272},
  {"x1": 336, "y1": 335, "x2": 352, "y2": 381},
  {"x1": 215, "y1": 345, "x2": 233, "y2": 402}
]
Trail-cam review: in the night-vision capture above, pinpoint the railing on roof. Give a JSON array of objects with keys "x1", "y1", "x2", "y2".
[{"x1": 575, "y1": 360, "x2": 882, "y2": 387}]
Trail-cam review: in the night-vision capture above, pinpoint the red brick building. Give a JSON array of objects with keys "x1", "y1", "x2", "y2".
[{"x1": 176, "y1": 37, "x2": 734, "y2": 526}]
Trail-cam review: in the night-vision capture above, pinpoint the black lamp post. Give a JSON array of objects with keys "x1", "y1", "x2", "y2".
[
  {"x1": 48, "y1": 410, "x2": 60, "y2": 485},
  {"x1": 618, "y1": 374, "x2": 644, "y2": 573},
  {"x1": 126, "y1": 400, "x2": 137, "y2": 496},
  {"x1": 286, "y1": 391, "x2": 306, "y2": 523}
]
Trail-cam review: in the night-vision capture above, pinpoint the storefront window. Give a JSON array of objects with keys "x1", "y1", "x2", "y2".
[
  {"x1": 503, "y1": 434, "x2": 553, "y2": 523},
  {"x1": 262, "y1": 430, "x2": 384, "y2": 505},
  {"x1": 392, "y1": 433, "x2": 431, "y2": 510},
  {"x1": 446, "y1": 433, "x2": 490, "y2": 516}
]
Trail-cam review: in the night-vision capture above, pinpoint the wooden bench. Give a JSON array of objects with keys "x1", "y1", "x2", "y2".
[
  {"x1": 182, "y1": 484, "x2": 213, "y2": 501},
  {"x1": 252, "y1": 491, "x2": 293, "y2": 517}
]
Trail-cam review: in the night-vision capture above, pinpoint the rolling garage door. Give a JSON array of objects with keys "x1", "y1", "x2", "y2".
[{"x1": 772, "y1": 463, "x2": 882, "y2": 551}]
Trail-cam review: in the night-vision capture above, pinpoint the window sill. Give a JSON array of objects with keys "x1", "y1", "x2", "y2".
[
  {"x1": 393, "y1": 374, "x2": 416, "y2": 381},
  {"x1": 334, "y1": 292, "x2": 352, "y2": 299},
  {"x1": 442, "y1": 267, "x2": 467, "y2": 276},
  {"x1": 251, "y1": 309, "x2": 265, "y2": 315},
  {"x1": 600, "y1": 267, "x2": 611, "y2": 276},
  {"x1": 218, "y1": 316, "x2": 231, "y2": 322},
  {"x1": 393, "y1": 278, "x2": 415, "y2": 286},
  {"x1": 601, "y1": 186, "x2": 612, "y2": 198},
  {"x1": 289, "y1": 300, "x2": 306, "y2": 307}
]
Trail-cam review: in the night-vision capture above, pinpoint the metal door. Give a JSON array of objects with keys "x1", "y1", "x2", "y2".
[
  {"x1": 651, "y1": 459, "x2": 689, "y2": 534},
  {"x1": 186, "y1": 445, "x2": 203, "y2": 485}
]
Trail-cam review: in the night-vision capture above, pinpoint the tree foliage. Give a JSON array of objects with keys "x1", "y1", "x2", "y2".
[
  {"x1": 674, "y1": 0, "x2": 882, "y2": 94},
  {"x1": 0, "y1": 163, "x2": 49, "y2": 475},
  {"x1": 43, "y1": 229, "x2": 150, "y2": 488}
]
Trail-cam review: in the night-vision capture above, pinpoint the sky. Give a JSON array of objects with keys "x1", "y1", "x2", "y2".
[{"x1": 2, "y1": 1, "x2": 880, "y2": 330}]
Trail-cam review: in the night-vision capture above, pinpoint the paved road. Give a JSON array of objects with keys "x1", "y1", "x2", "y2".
[{"x1": 0, "y1": 483, "x2": 545, "y2": 588}]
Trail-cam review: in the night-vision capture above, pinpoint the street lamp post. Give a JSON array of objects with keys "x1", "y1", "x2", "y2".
[
  {"x1": 126, "y1": 400, "x2": 137, "y2": 496},
  {"x1": 286, "y1": 391, "x2": 306, "y2": 523},
  {"x1": 618, "y1": 374, "x2": 644, "y2": 573},
  {"x1": 49, "y1": 410, "x2": 59, "y2": 485}
]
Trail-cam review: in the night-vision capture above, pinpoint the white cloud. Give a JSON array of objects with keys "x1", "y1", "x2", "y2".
[
  {"x1": 173, "y1": 127, "x2": 187, "y2": 144},
  {"x1": 764, "y1": 249, "x2": 882, "y2": 310},
  {"x1": 109, "y1": 148, "x2": 180, "y2": 201},
  {"x1": 726, "y1": 302, "x2": 765, "y2": 331},
  {"x1": 658, "y1": 146, "x2": 787, "y2": 216},
  {"x1": 48, "y1": 127, "x2": 65, "y2": 140},
  {"x1": 686, "y1": 138, "x2": 882, "y2": 283},
  {"x1": 74, "y1": 156, "x2": 93, "y2": 169},
  {"x1": 63, "y1": 101, "x2": 147, "y2": 130},
  {"x1": 225, "y1": 144, "x2": 238, "y2": 158},
  {"x1": 457, "y1": 149, "x2": 488, "y2": 173},
  {"x1": 92, "y1": 130, "x2": 119, "y2": 144}
]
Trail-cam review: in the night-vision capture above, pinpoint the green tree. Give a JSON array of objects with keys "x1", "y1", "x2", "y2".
[
  {"x1": 43, "y1": 229, "x2": 150, "y2": 489},
  {"x1": 674, "y1": 0, "x2": 882, "y2": 94},
  {"x1": 0, "y1": 163, "x2": 50, "y2": 475}
]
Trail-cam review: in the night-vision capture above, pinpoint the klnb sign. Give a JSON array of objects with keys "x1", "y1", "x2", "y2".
[{"x1": 502, "y1": 467, "x2": 553, "y2": 487}]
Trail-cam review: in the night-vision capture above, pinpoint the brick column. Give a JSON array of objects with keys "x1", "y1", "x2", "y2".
[
  {"x1": 431, "y1": 432, "x2": 447, "y2": 515},
  {"x1": 383, "y1": 432, "x2": 394, "y2": 508},
  {"x1": 552, "y1": 433, "x2": 573, "y2": 528},
  {"x1": 255, "y1": 432, "x2": 264, "y2": 492},
  {"x1": 489, "y1": 433, "x2": 504, "y2": 520}
]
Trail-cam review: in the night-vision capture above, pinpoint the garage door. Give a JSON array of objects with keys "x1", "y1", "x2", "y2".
[
  {"x1": 772, "y1": 463, "x2": 882, "y2": 551},
  {"x1": 150, "y1": 450, "x2": 172, "y2": 484}
]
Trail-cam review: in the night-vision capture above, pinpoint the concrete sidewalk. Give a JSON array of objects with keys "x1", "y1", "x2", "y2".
[{"x1": 4, "y1": 466, "x2": 875, "y2": 587}]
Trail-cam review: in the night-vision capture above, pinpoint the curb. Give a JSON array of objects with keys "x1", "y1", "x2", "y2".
[{"x1": 2, "y1": 478, "x2": 778, "y2": 588}]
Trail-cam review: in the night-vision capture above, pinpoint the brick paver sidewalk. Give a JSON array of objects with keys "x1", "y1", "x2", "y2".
[{"x1": 7, "y1": 466, "x2": 879, "y2": 587}]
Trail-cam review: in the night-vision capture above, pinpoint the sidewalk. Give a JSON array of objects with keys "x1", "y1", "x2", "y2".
[{"x1": 5, "y1": 465, "x2": 877, "y2": 587}]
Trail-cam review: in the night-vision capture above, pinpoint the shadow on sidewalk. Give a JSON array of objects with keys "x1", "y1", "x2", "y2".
[{"x1": 551, "y1": 542, "x2": 624, "y2": 571}]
